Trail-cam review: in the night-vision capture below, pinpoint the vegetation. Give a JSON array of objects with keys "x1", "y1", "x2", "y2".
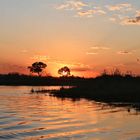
[
  {"x1": 0, "y1": 73, "x2": 84, "y2": 86},
  {"x1": 58, "y1": 66, "x2": 71, "y2": 77},
  {"x1": 28, "y1": 69, "x2": 140, "y2": 105},
  {"x1": 32, "y1": 74, "x2": 140, "y2": 103},
  {"x1": 28, "y1": 62, "x2": 47, "y2": 76},
  {"x1": 0, "y1": 69, "x2": 140, "y2": 106}
]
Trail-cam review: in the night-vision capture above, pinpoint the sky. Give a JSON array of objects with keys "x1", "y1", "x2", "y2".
[{"x1": 0, "y1": 0, "x2": 140, "y2": 77}]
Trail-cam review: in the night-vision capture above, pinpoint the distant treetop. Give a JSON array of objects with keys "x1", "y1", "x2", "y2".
[
  {"x1": 28, "y1": 62, "x2": 47, "y2": 76},
  {"x1": 58, "y1": 66, "x2": 71, "y2": 77}
]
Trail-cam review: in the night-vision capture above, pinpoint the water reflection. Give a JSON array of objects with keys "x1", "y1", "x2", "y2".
[{"x1": 0, "y1": 86, "x2": 140, "y2": 140}]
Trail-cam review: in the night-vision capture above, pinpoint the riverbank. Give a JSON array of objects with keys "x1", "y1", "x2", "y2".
[
  {"x1": 31, "y1": 75, "x2": 140, "y2": 103},
  {"x1": 0, "y1": 73, "x2": 85, "y2": 86},
  {"x1": 1, "y1": 73, "x2": 140, "y2": 104}
]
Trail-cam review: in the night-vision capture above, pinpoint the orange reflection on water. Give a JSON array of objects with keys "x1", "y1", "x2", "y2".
[{"x1": 0, "y1": 86, "x2": 140, "y2": 140}]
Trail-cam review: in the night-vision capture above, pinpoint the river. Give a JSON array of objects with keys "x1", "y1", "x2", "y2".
[{"x1": 0, "y1": 86, "x2": 140, "y2": 140}]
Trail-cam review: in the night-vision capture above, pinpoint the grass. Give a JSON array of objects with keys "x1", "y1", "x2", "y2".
[
  {"x1": 30, "y1": 73, "x2": 140, "y2": 103},
  {"x1": 1, "y1": 72, "x2": 140, "y2": 103}
]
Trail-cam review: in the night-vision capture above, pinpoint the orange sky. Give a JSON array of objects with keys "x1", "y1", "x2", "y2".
[{"x1": 0, "y1": 0, "x2": 140, "y2": 77}]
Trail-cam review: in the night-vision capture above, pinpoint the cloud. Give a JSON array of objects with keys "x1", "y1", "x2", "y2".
[
  {"x1": 56, "y1": 0, "x2": 87, "y2": 11},
  {"x1": 56, "y1": 1, "x2": 106, "y2": 18},
  {"x1": 31, "y1": 55, "x2": 91, "y2": 71},
  {"x1": 106, "y1": 3, "x2": 132, "y2": 11},
  {"x1": 105, "y1": 3, "x2": 140, "y2": 26},
  {"x1": 86, "y1": 52, "x2": 98, "y2": 55},
  {"x1": 71, "y1": 67, "x2": 92, "y2": 72},
  {"x1": 107, "y1": 9, "x2": 140, "y2": 26},
  {"x1": 91, "y1": 46, "x2": 110, "y2": 50},
  {"x1": 117, "y1": 51, "x2": 132, "y2": 55},
  {"x1": 53, "y1": 61, "x2": 90, "y2": 69},
  {"x1": 121, "y1": 14, "x2": 140, "y2": 25},
  {"x1": 77, "y1": 10, "x2": 94, "y2": 17},
  {"x1": 86, "y1": 45, "x2": 110, "y2": 55},
  {"x1": 31, "y1": 55, "x2": 51, "y2": 61},
  {"x1": 77, "y1": 9, "x2": 106, "y2": 17},
  {"x1": 136, "y1": 10, "x2": 140, "y2": 16},
  {"x1": 55, "y1": 1, "x2": 140, "y2": 27},
  {"x1": 119, "y1": 10, "x2": 140, "y2": 25},
  {"x1": 0, "y1": 63, "x2": 25, "y2": 74}
]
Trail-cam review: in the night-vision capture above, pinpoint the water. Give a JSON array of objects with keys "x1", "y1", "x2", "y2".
[{"x1": 0, "y1": 86, "x2": 140, "y2": 140}]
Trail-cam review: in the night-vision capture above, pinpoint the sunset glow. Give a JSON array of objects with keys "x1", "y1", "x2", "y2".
[{"x1": 0, "y1": 0, "x2": 140, "y2": 77}]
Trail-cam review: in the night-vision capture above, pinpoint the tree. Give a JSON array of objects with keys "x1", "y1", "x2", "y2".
[
  {"x1": 58, "y1": 66, "x2": 70, "y2": 77},
  {"x1": 112, "y1": 68, "x2": 121, "y2": 76},
  {"x1": 28, "y1": 62, "x2": 47, "y2": 76},
  {"x1": 101, "y1": 69, "x2": 108, "y2": 76}
]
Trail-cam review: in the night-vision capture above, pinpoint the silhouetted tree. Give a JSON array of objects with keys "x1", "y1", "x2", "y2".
[
  {"x1": 58, "y1": 66, "x2": 71, "y2": 77},
  {"x1": 112, "y1": 68, "x2": 121, "y2": 76},
  {"x1": 125, "y1": 71, "x2": 133, "y2": 77},
  {"x1": 101, "y1": 69, "x2": 108, "y2": 76},
  {"x1": 28, "y1": 62, "x2": 47, "y2": 76}
]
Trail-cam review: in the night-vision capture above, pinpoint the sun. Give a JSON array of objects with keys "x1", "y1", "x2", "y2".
[{"x1": 62, "y1": 71, "x2": 69, "y2": 76}]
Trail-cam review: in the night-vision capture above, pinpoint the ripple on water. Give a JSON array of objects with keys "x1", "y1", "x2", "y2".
[{"x1": 0, "y1": 86, "x2": 140, "y2": 140}]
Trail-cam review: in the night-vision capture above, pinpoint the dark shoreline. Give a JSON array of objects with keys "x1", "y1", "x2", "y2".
[
  {"x1": 0, "y1": 73, "x2": 140, "y2": 86},
  {"x1": 0, "y1": 73, "x2": 85, "y2": 86},
  {"x1": 1, "y1": 73, "x2": 140, "y2": 103},
  {"x1": 28, "y1": 74, "x2": 140, "y2": 111},
  {"x1": 32, "y1": 87, "x2": 140, "y2": 113},
  {"x1": 1, "y1": 73, "x2": 140, "y2": 111}
]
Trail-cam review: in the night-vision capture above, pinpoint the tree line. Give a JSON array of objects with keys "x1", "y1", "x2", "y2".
[{"x1": 28, "y1": 61, "x2": 71, "y2": 77}]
